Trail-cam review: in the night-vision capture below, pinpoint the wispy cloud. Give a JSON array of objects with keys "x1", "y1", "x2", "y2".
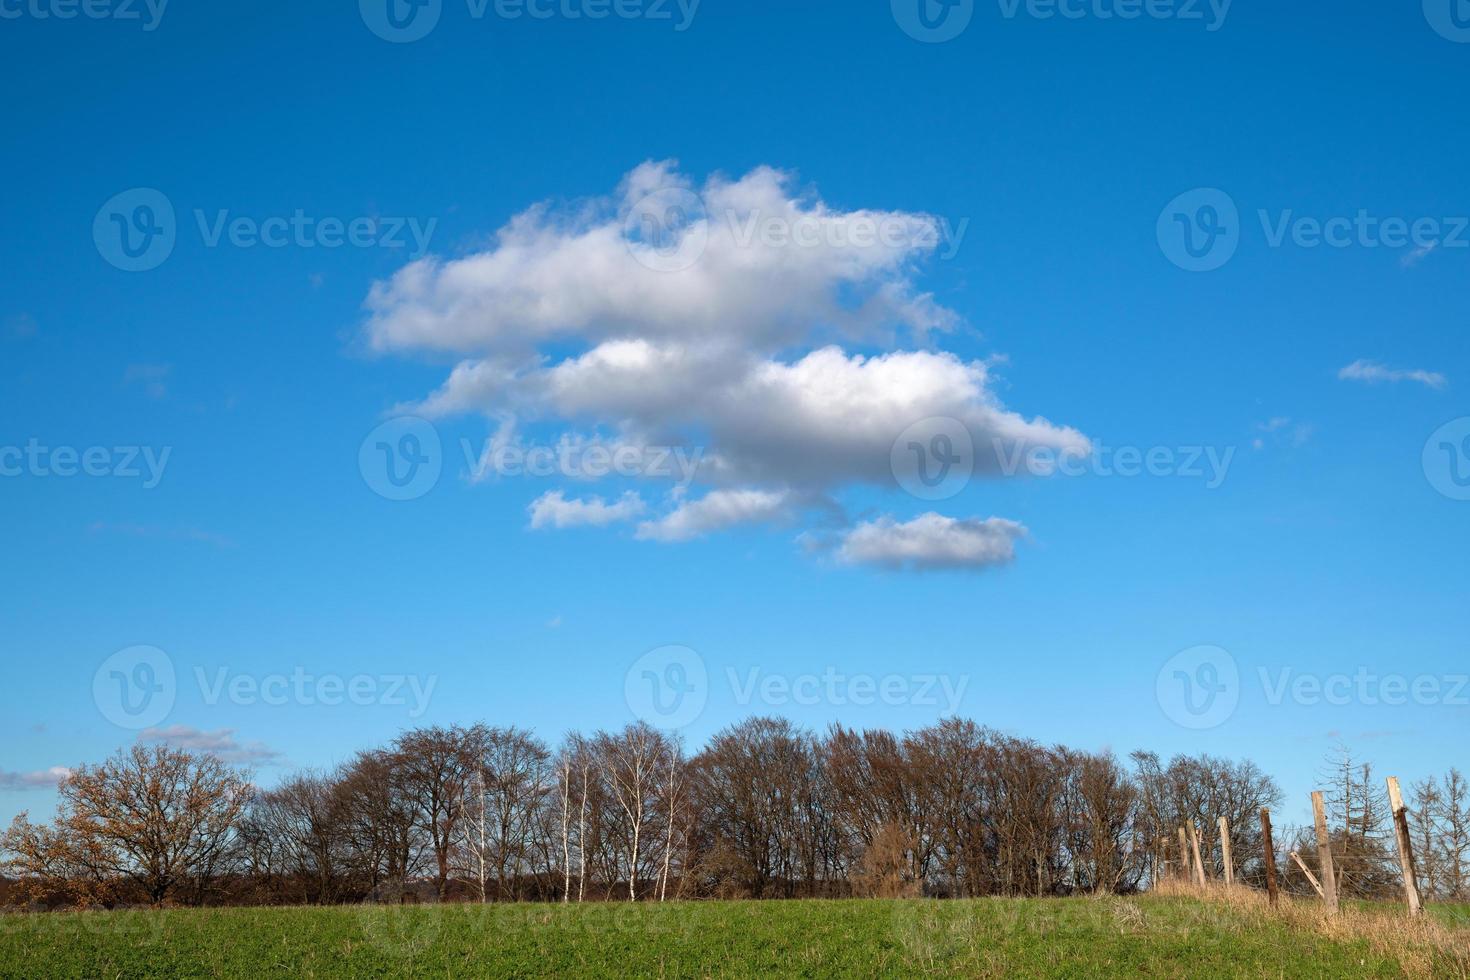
[
  {"x1": 4, "y1": 313, "x2": 37, "y2": 341},
  {"x1": 1252, "y1": 417, "x2": 1314, "y2": 451},
  {"x1": 88, "y1": 522, "x2": 236, "y2": 549},
  {"x1": 0, "y1": 766, "x2": 72, "y2": 791},
  {"x1": 123, "y1": 363, "x2": 172, "y2": 399},
  {"x1": 137, "y1": 726, "x2": 281, "y2": 765},
  {"x1": 832, "y1": 513, "x2": 1027, "y2": 572},
  {"x1": 1338, "y1": 359, "x2": 1447, "y2": 390},
  {"x1": 528, "y1": 490, "x2": 646, "y2": 530},
  {"x1": 1400, "y1": 241, "x2": 1438, "y2": 269},
  {"x1": 636, "y1": 488, "x2": 799, "y2": 542}
]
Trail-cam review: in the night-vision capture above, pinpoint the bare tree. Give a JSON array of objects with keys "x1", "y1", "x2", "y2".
[{"x1": 393, "y1": 725, "x2": 478, "y2": 898}]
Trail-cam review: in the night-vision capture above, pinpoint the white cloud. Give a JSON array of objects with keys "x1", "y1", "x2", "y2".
[
  {"x1": 0, "y1": 766, "x2": 71, "y2": 791},
  {"x1": 835, "y1": 513, "x2": 1027, "y2": 571},
  {"x1": 361, "y1": 163, "x2": 1090, "y2": 567},
  {"x1": 420, "y1": 343, "x2": 1086, "y2": 492},
  {"x1": 1338, "y1": 359, "x2": 1447, "y2": 390},
  {"x1": 363, "y1": 161, "x2": 953, "y2": 358},
  {"x1": 636, "y1": 488, "x2": 798, "y2": 542},
  {"x1": 137, "y1": 726, "x2": 281, "y2": 765},
  {"x1": 528, "y1": 490, "x2": 646, "y2": 529}
]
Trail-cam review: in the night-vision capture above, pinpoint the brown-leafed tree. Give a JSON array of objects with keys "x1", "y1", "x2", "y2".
[{"x1": 2, "y1": 746, "x2": 251, "y2": 907}]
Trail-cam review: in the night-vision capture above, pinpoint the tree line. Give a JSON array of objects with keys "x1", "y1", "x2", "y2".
[{"x1": 3, "y1": 719, "x2": 1467, "y2": 909}]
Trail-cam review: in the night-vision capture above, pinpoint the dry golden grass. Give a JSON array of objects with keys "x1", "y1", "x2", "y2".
[{"x1": 1151, "y1": 878, "x2": 1470, "y2": 978}]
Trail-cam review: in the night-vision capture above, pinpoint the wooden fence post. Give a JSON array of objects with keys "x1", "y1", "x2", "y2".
[
  {"x1": 1187, "y1": 820, "x2": 1207, "y2": 887},
  {"x1": 1218, "y1": 815, "x2": 1234, "y2": 886},
  {"x1": 1290, "y1": 851, "x2": 1325, "y2": 899},
  {"x1": 1386, "y1": 776, "x2": 1423, "y2": 916},
  {"x1": 1260, "y1": 808, "x2": 1279, "y2": 907},
  {"x1": 1311, "y1": 791, "x2": 1339, "y2": 914}
]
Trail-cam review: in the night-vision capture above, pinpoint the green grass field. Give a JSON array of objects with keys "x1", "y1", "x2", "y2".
[{"x1": 2, "y1": 896, "x2": 1467, "y2": 978}]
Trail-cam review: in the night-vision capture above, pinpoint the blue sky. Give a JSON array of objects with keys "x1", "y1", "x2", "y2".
[{"x1": 2, "y1": 0, "x2": 1467, "y2": 829}]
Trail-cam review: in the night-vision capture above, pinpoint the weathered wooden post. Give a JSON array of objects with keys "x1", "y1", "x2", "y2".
[
  {"x1": 1178, "y1": 826, "x2": 1192, "y2": 882},
  {"x1": 1290, "y1": 851, "x2": 1325, "y2": 898},
  {"x1": 1260, "y1": 808, "x2": 1279, "y2": 907},
  {"x1": 1311, "y1": 791, "x2": 1339, "y2": 914},
  {"x1": 1386, "y1": 776, "x2": 1423, "y2": 916},
  {"x1": 1187, "y1": 820, "x2": 1207, "y2": 887},
  {"x1": 1218, "y1": 815, "x2": 1234, "y2": 886}
]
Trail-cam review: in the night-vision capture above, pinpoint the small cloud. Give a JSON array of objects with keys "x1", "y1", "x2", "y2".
[
  {"x1": 137, "y1": 726, "x2": 281, "y2": 766},
  {"x1": 1400, "y1": 241, "x2": 1438, "y2": 268},
  {"x1": 124, "y1": 363, "x2": 172, "y2": 400},
  {"x1": 0, "y1": 766, "x2": 72, "y2": 791},
  {"x1": 88, "y1": 522, "x2": 235, "y2": 549},
  {"x1": 309, "y1": 273, "x2": 325, "y2": 288},
  {"x1": 636, "y1": 488, "x2": 796, "y2": 542},
  {"x1": 833, "y1": 512, "x2": 1027, "y2": 572},
  {"x1": 4, "y1": 313, "x2": 37, "y2": 341},
  {"x1": 1338, "y1": 359, "x2": 1447, "y2": 390},
  {"x1": 545, "y1": 615, "x2": 563, "y2": 629},
  {"x1": 1253, "y1": 417, "x2": 1314, "y2": 449},
  {"x1": 528, "y1": 490, "x2": 646, "y2": 530}
]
